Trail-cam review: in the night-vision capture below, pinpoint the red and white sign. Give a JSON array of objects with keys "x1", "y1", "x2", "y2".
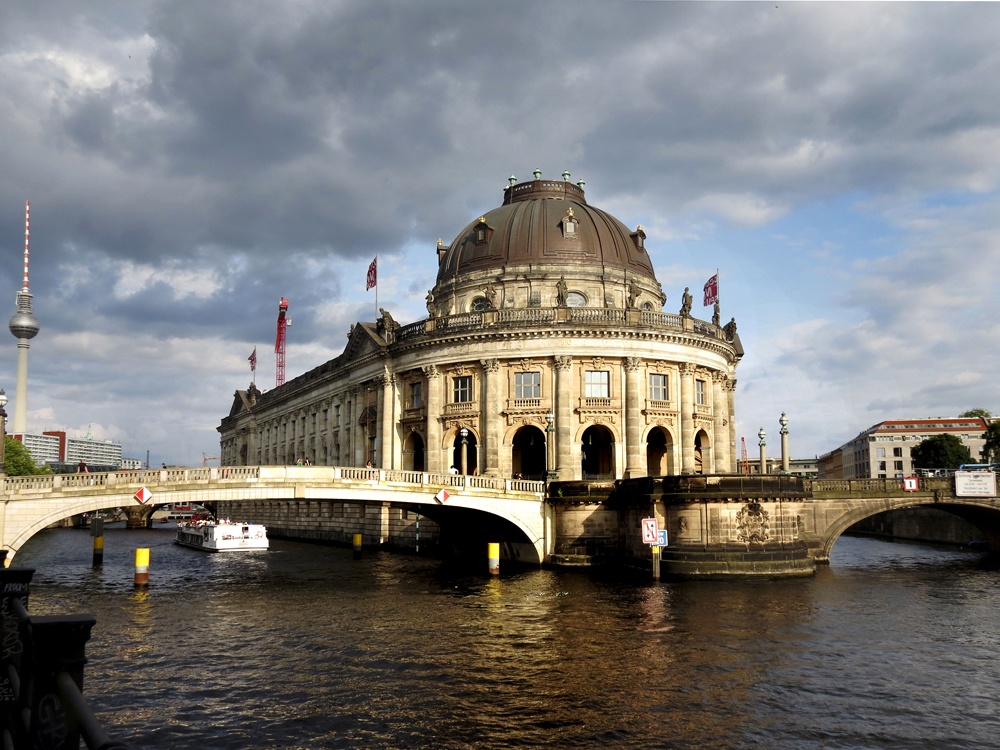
[
  {"x1": 134, "y1": 486, "x2": 153, "y2": 504},
  {"x1": 903, "y1": 477, "x2": 919, "y2": 492},
  {"x1": 366, "y1": 257, "x2": 377, "y2": 290},
  {"x1": 435, "y1": 489, "x2": 450, "y2": 504},
  {"x1": 641, "y1": 517, "x2": 658, "y2": 544}
]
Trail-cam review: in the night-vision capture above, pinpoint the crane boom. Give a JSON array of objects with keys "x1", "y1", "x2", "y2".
[{"x1": 275, "y1": 297, "x2": 289, "y2": 387}]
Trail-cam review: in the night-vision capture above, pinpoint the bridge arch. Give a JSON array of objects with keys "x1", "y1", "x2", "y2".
[{"x1": 818, "y1": 496, "x2": 1000, "y2": 561}]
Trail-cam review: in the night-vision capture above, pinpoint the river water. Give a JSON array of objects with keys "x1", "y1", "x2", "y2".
[{"x1": 12, "y1": 527, "x2": 1000, "y2": 749}]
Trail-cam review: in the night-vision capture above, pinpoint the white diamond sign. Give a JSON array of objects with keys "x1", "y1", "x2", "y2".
[
  {"x1": 435, "y1": 489, "x2": 450, "y2": 504},
  {"x1": 134, "y1": 486, "x2": 153, "y2": 504}
]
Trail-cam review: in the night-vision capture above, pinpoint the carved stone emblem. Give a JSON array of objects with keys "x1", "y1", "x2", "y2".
[{"x1": 735, "y1": 500, "x2": 770, "y2": 543}]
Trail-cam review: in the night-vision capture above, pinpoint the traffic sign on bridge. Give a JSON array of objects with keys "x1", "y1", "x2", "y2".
[{"x1": 134, "y1": 486, "x2": 153, "y2": 504}]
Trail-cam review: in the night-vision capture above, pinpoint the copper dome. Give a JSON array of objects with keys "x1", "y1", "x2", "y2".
[{"x1": 435, "y1": 178, "x2": 657, "y2": 283}]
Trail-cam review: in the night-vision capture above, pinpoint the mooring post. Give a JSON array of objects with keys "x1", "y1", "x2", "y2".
[
  {"x1": 415, "y1": 512, "x2": 420, "y2": 553},
  {"x1": 353, "y1": 533, "x2": 363, "y2": 559},
  {"x1": 134, "y1": 548, "x2": 149, "y2": 587},
  {"x1": 90, "y1": 517, "x2": 104, "y2": 566},
  {"x1": 488, "y1": 542, "x2": 500, "y2": 575},
  {"x1": 651, "y1": 545, "x2": 661, "y2": 579}
]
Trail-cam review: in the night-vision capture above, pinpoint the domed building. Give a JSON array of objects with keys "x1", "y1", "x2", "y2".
[{"x1": 219, "y1": 173, "x2": 743, "y2": 481}]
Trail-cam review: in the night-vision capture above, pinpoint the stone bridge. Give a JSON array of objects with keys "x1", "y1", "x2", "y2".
[
  {"x1": 608, "y1": 474, "x2": 1000, "y2": 576},
  {"x1": 0, "y1": 466, "x2": 548, "y2": 567}
]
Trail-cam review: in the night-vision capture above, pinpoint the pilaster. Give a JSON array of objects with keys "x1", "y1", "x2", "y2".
[
  {"x1": 554, "y1": 356, "x2": 573, "y2": 480},
  {"x1": 424, "y1": 365, "x2": 443, "y2": 474},
  {"x1": 622, "y1": 356, "x2": 643, "y2": 478},
  {"x1": 679, "y1": 363, "x2": 695, "y2": 474},
  {"x1": 481, "y1": 358, "x2": 501, "y2": 476},
  {"x1": 712, "y1": 372, "x2": 729, "y2": 473}
]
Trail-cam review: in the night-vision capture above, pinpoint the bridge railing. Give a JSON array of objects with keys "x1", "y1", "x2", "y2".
[
  {"x1": 2, "y1": 465, "x2": 545, "y2": 497},
  {"x1": 805, "y1": 477, "x2": 953, "y2": 493},
  {"x1": 1, "y1": 568, "x2": 132, "y2": 750}
]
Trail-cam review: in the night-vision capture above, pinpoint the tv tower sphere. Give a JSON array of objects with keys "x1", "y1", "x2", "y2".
[{"x1": 9, "y1": 295, "x2": 39, "y2": 339}]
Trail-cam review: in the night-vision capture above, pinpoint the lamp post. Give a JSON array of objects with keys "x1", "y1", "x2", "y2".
[
  {"x1": 779, "y1": 412, "x2": 790, "y2": 473},
  {"x1": 545, "y1": 410, "x2": 556, "y2": 482},
  {"x1": 460, "y1": 426, "x2": 469, "y2": 476},
  {"x1": 758, "y1": 426, "x2": 767, "y2": 475},
  {"x1": 0, "y1": 389, "x2": 6, "y2": 475}
]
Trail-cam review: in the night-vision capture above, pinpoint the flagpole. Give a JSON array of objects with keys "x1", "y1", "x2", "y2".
[{"x1": 375, "y1": 253, "x2": 378, "y2": 320}]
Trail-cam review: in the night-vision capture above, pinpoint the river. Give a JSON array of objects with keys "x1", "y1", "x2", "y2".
[{"x1": 12, "y1": 527, "x2": 1000, "y2": 749}]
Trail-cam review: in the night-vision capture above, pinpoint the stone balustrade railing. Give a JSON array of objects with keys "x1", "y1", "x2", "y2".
[
  {"x1": 2, "y1": 465, "x2": 545, "y2": 497},
  {"x1": 392, "y1": 306, "x2": 729, "y2": 342}
]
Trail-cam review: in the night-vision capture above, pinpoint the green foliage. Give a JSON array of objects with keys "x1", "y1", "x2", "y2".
[
  {"x1": 910, "y1": 434, "x2": 972, "y2": 471},
  {"x1": 3, "y1": 436, "x2": 53, "y2": 476},
  {"x1": 958, "y1": 408, "x2": 992, "y2": 419},
  {"x1": 983, "y1": 422, "x2": 1000, "y2": 464}
]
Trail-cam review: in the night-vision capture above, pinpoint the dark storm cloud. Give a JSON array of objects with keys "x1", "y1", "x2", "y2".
[{"x1": 3, "y1": 0, "x2": 1000, "y2": 460}]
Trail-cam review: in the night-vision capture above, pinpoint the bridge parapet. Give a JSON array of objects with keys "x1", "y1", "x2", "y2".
[{"x1": 804, "y1": 477, "x2": 954, "y2": 498}]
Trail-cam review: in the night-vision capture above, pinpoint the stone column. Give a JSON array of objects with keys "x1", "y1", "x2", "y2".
[
  {"x1": 712, "y1": 373, "x2": 729, "y2": 473},
  {"x1": 679, "y1": 363, "x2": 695, "y2": 474},
  {"x1": 375, "y1": 377, "x2": 387, "y2": 468},
  {"x1": 727, "y1": 379, "x2": 738, "y2": 473},
  {"x1": 424, "y1": 366, "x2": 442, "y2": 474},
  {"x1": 481, "y1": 358, "x2": 501, "y2": 477},
  {"x1": 380, "y1": 375, "x2": 395, "y2": 469},
  {"x1": 354, "y1": 387, "x2": 366, "y2": 466},
  {"x1": 344, "y1": 392, "x2": 354, "y2": 466},
  {"x1": 622, "y1": 356, "x2": 643, "y2": 478},
  {"x1": 554, "y1": 356, "x2": 574, "y2": 480}
]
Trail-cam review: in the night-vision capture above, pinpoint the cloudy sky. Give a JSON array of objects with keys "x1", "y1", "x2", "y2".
[{"x1": 1, "y1": 1, "x2": 998, "y2": 466}]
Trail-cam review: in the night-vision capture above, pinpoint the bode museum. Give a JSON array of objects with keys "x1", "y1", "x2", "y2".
[{"x1": 219, "y1": 173, "x2": 744, "y2": 481}]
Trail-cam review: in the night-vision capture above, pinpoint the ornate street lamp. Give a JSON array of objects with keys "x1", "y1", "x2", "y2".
[
  {"x1": 459, "y1": 426, "x2": 469, "y2": 475},
  {"x1": 758, "y1": 426, "x2": 767, "y2": 475},
  {"x1": 779, "y1": 412, "x2": 790, "y2": 473},
  {"x1": 545, "y1": 410, "x2": 556, "y2": 482},
  {"x1": 0, "y1": 389, "x2": 6, "y2": 475}
]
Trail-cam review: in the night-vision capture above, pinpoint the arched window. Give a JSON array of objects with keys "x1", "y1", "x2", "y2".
[
  {"x1": 470, "y1": 297, "x2": 491, "y2": 312},
  {"x1": 567, "y1": 291, "x2": 587, "y2": 307}
]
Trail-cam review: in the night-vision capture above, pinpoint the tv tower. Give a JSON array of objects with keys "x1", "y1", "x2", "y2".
[{"x1": 9, "y1": 201, "x2": 40, "y2": 434}]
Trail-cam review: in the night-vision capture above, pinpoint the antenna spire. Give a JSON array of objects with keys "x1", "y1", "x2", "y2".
[{"x1": 23, "y1": 201, "x2": 30, "y2": 291}]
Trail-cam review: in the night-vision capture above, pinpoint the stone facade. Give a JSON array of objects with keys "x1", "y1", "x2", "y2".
[{"x1": 219, "y1": 176, "x2": 744, "y2": 481}]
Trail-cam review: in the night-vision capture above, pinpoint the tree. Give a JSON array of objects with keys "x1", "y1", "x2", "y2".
[
  {"x1": 959, "y1": 408, "x2": 992, "y2": 419},
  {"x1": 910, "y1": 434, "x2": 972, "y2": 471},
  {"x1": 3, "y1": 436, "x2": 52, "y2": 476},
  {"x1": 983, "y1": 421, "x2": 1000, "y2": 464}
]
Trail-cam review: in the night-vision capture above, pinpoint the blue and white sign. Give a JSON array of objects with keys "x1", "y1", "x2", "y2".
[{"x1": 657, "y1": 529, "x2": 668, "y2": 546}]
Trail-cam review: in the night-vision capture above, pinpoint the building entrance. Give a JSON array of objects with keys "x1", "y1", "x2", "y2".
[
  {"x1": 452, "y1": 430, "x2": 479, "y2": 475},
  {"x1": 581, "y1": 425, "x2": 614, "y2": 479},
  {"x1": 646, "y1": 427, "x2": 673, "y2": 476},
  {"x1": 512, "y1": 426, "x2": 546, "y2": 479}
]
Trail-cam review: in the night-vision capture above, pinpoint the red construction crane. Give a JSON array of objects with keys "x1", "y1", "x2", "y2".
[
  {"x1": 740, "y1": 437, "x2": 750, "y2": 475},
  {"x1": 275, "y1": 297, "x2": 290, "y2": 387}
]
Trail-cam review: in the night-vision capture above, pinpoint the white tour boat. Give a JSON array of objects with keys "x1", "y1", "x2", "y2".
[{"x1": 175, "y1": 521, "x2": 269, "y2": 552}]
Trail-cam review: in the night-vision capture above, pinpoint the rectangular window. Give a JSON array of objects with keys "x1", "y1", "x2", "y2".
[
  {"x1": 514, "y1": 372, "x2": 541, "y2": 399},
  {"x1": 878, "y1": 461, "x2": 886, "y2": 471},
  {"x1": 649, "y1": 373, "x2": 668, "y2": 401},
  {"x1": 585, "y1": 371, "x2": 610, "y2": 398},
  {"x1": 894, "y1": 460, "x2": 904, "y2": 470},
  {"x1": 453, "y1": 375, "x2": 472, "y2": 403},
  {"x1": 410, "y1": 382, "x2": 422, "y2": 409},
  {"x1": 335, "y1": 405, "x2": 341, "y2": 426},
  {"x1": 876, "y1": 448, "x2": 885, "y2": 458},
  {"x1": 893, "y1": 447, "x2": 902, "y2": 457},
  {"x1": 695, "y1": 379, "x2": 706, "y2": 405}
]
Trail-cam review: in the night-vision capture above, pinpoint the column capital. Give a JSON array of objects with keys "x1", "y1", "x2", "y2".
[
  {"x1": 480, "y1": 358, "x2": 501, "y2": 373},
  {"x1": 622, "y1": 356, "x2": 642, "y2": 372},
  {"x1": 724, "y1": 378, "x2": 738, "y2": 392},
  {"x1": 711, "y1": 370, "x2": 728, "y2": 383},
  {"x1": 554, "y1": 355, "x2": 573, "y2": 372},
  {"x1": 679, "y1": 362, "x2": 696, "y2": 375},
  {"x1": 422, "y1": 364, "x2": 440, "y2": 379}
]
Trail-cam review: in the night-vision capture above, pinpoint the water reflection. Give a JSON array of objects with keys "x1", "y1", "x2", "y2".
[{"x1": 11, "y1": 530, "x2": 1000, "y2": 749}]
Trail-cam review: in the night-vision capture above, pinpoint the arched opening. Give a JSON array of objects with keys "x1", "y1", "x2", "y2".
[
  {"x1": 451, "y1": 430, "x2": 479, "y2": 475},
  {"x1": 239, "y1": 443, "x2": 248, "y2": 466},
  {"x1": 512, "y1": 426, "x2": 547, "y2": 479},
  {"x1": 694, "y1": 432, "x2": 704, "y2": 474},
  {"x1": 581, "y1": 425, "x2": 614, "y2": 480},
  {"x1": 646, "y1": 427, "x2": 673, "y2": 476},
  {"x1": 403, "y1": 432, "x2": 425, "y2": 472}
]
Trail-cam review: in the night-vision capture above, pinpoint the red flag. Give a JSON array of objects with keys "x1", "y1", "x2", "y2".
[
  {"x1": 703, "y1": 274, "x2": 718, "y2": 306},
  {"x1": 248, "y1": 347, "x2": 257, "y2": 372},
  {"x1": 366, "y1": 257, "x2": 377, "y2": 290}
]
